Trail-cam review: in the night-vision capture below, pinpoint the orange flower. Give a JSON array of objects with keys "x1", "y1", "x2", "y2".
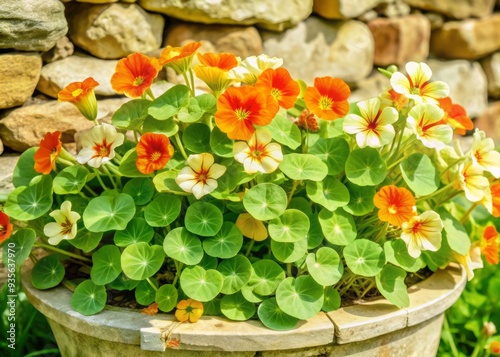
[
  {"x1": 438, "y1": 97, "x2": 473, "y2": 135},
  {"x1": 136, "y1": 133, "x2": 174, "y2": 175},
  {"x1": 490, "y1": 341, "x2": 500, "y2": 355},
  {"x1": 58, "y1": 77, "x2": 99, "y2": 121},
  {"x1": 374, "y1": 185, "x2": 416, "y2": 227},
  {"x1": 193, "y1": 52, "x2": 238, "y2": 95},
  {"x1": 255, "y1": 68, "x2": 300, "y2": 109},
  {"x1": 34, "y1": 131, "x2": 62, "y2": 175},
  {"x1": 379, "y1": 88, "x2": 408, "y2": 111},
  {"x1": 110, "y1": 53, "x2": 161, "y2": 98},
  {"x1": 0, "y1": 211, "x2": 13, "y2": 244},
  {"x1": 304, "y1": 77, "x2": 350, "y2": 121},
  {"x1": 175, "y1": 299, "x2": 204, "y2": 323},
  {"x1": 158, "y1": 41, "x2": 202, "y2": 74},
  {"x1": 492, "y1": 182, "x2": 500, "y2": 218},
  {"x1": 481, "y1": 225, "x2": 499, "y2": 265},
  {"x1": 215, "y1": 86, "x2": 279, "y2": 141}
]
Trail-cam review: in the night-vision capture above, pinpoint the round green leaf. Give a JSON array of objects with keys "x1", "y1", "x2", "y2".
[
  {"x1": 69, "y1": 228, "x2": 103, "y2": 253},
  {"x1": 5, "y1": 175, "x2": 53, "y2": 220},
  {"x1": 241, "y1": 285, "x2": 264, "y2": 303},
  {"x1": 318, "y1": 208, "x2": 357, "y2": 246},
  {"x1": 439, "y1": 210, "x2": 470, "y2": 255},
  {"x1": 400, "y1": 153, "x2": 439, "y2": 196},
  {"x1": 306, "y1": 247, "x2": 343, "y2": 286},
  {"x1": 203, "y1": 298, "x2": 222, "y2": 316},
  {"x1": 306, "y1": 177, "x2": 350, "y2": 211},
  {"x1": 217, "y1": 255, "x2": 252, "y2": 294},
  {"x1": 148, "y1": 84, "x2": 190, "y2": 120},
  {"x1": 31, "y1": 255, "x2": 65, "y2": 290},
  {"x1": 108, "y1": 273, "x2": 140, "y2": 291},
  {"x1": 144, "y1": 194, "x2": 181, "y2": 227},
  {"x1": 307, "y1": 213, "x2": 324, "y2": 249},
  {"x1": 288, "y1": 197, "x2": 313, "y2": 217},
  {"x1": 265, "y1": 112, "x2": 302, "y2": 150},
  {"x1": 121, "y1": 242, "x2": 164, "y2": 280},
  {"x1": 279, "y1": 153, "x2": 328, "y2": 181},
  {"x1": 112, "y1": 99, "x2": 150, "y2": 129},
  {"x1": 7, "y1": 228, "x2": 37, "y2": 267},
  {"x1": 309, "y1": 137, "x2": 350, "y2": 175},
  {"x1": 345, "y1": 147, "x2": 387, "y2": 186},
  {"x1": 322, "y1": 286, "x2": 341, "y2": 312},
  {"x1": 342, "y1": 182, "x2": 376, "y2": 216},
  {"x1": 135, "y1": 278, "x2": 158, "y2": 306},
  {"x1": 164, "y1": 227, "x2": 203, "y2": 265},
  {"x1": 180, "y1": 266, "x2": 223, "y2": 302},
  {"x1": 268, "y1": 209, "x2": 310, "y2": 243},
  {"x1": 12, "y1": 147, "x2": 38, "y2": 188},
  {"x1": 185, "y1": 201, "x2": 223, "y2": 237},
  {"x1": 156, "y1": 284, "x2": 178, "y2": 312},
  {"x1": 276, "y1": 276, "x2": 324, "y2": 320},
  {"x1": 375, "y1": 265, "x2": 409, "y2": 308},
  {"x1": 53, "y1": 166, "x2": 89, "y2": 195},
  {"x1": 384, "y1": 240, "x2": 422, "y2": 272},
  {"x1": 123, "y1": 178, "x2": 155, "y2": 205},
  {"x1": 271, "y1": 238, "x2": 307, "y2": 263},
  {"x1": 257, "y1": 297, "x2": 299, "y2": 331},
  {"x1": 91, "y1": 245, "x2": 122, "y2": 285},
  {"x1": 183, "y1": 123, "x2": 211, "y2": 153},
  {"x1": 203, "y1": 222, "x2": 243, "y2": 258},
  {"x1": 243, "y1": 183, "x2": 287, "y2": 220},
  {"x1": 210, "y1": 126, "x2": 234, "y2": 158},
  {"x1": 143, "y1": 116, "x2": 179, "y2": 137},
  {"x1": 114, "y1": 217, "x2": 154, "y2": 247},
  {"x1": 220, "y1": 292, "x2": 256, "y2": 321},
  {"x1": 83, "y1": 193, "x2": 136, "y2": 232},
  {"x1": 118, "y1": 148, "x2": 145, "y2": 178},
  {"x1": 248, "y1": 260, "x2": 286, "y2": 296},
  {"x1": 153, "y1": 170, "x2": 185, "y2": 194},
  {"x1": 344, "y1": 239, "x2": 385, "y2": 277},
  {"x1": 71, "y1": 280, "x2": 107, "y2": 316}
]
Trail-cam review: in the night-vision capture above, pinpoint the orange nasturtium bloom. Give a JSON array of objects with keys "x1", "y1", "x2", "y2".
[
  {"x1": 193, "y1": 52, "x2": 238, "y2": 95},
  {"x1": 374, "y1": 185, "x2": 416, "y2": 227},
  {"x1": 215, "y1": 86, "x2": 279, "y2": 141},
  {"x1": 158, "y1": 41, "x2": 202, "y2": 74},
  {"x1": 34, "y1": 131, "x2": 62, "y2": 174},
  {"x1": 58, "y1": 77, "x2": 99, "y2": 121},
  {"x1": 379, "y1": 88, "x2": 408, "y2": 111},
  {"x1": 437, "y1": 97, "x2": 473, "y2": 135},
  {"x1": 304, "y1": 77, "x2": 350, "y2": 121},
  {"x1": 110, "y1": 53, "x2": 161, "y2": 98},
  {"x1": 481, "y1": 225, "x2": 499, "y2": 265},
  {"x1": 175, "y1": 299, "x2": 204, "y2": 323},
  {"x1": 0, "y1": 211, "x2": 13, "y2": 244},
  {"x1": 490, "y1": 341, "x2": 500, "y2": 355},
  {"x1": 255, "y1": 67, "x2": 300, "y2": 109},
  {"x1": 135, "y1": 132, "x2": 174, "y2": 175},
  {"x1": 491, "y1": 182, "x2": 500, "y2": 218}
]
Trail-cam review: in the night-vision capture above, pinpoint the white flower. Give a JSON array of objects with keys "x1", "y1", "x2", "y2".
[
  {"x1": 233, "y1": 128, "x2": 283, "y2": 174},
  {"x1": 77, "y1": 123, "x2": 124, "y2": 168},
  {"x1": 470, "y1": 129, "x2": 500, "y2": 178},
  {"x1": 458, "y1": 161, "x2": 490, "y2": 202},
  {"x1": 406, "y1": 103, "x2": 453, "y2": 149},
  {"x1": 400, "y1": 211, "x2": 443, "y2": 258},
  {"x1": 176, "y1": 153, "x2": 227, "y2": 199},
  {"x1": 43, "y1": 201, "x2": 80, "y2": 245},
  {"x1": 228, "y1": 54, "x2": 283, "y2": 85}
]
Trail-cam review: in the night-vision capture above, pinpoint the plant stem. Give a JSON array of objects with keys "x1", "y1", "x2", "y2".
[
  {"x1": 174, "y1": 132, "x2": 188, "y2": 160},
  {"x1": 443, "y1": 315, "x2": 460, "y2": 357},
  {"x1": 93, "y1": 168, "x2": 110, "y2": 191},
  {"x1": 460, "y1": 202, "x2": 479, "y2": 226},
  {"x1": 84, "y1": 184, "x2": 98, "y2": 197},
  {"x1": 34, "y1": 243, "x2": 92, "y2": 263},
  {"x1": 172, "y1": 261, "x2": 184, "y2": 286},
  {"x1": 288, "y1": 180, "x2": 299, "y2": 204},
  {"x1": 146, "y1": 277, "x2": 158, "y2": 291},
  {"x1": 245, "y1": 240, "x2": 255, "y2": 257},
  {"x1": 101, "y1": 165, "x2": 118, "y2": 190},
  {"x1": 286, "y1": 263, "x2": 293, "y2": 277}
]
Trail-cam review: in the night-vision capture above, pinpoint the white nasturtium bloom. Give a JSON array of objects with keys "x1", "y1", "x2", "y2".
[
  {"x1": 470, "y1": 129, "x2": 500, "y2": 178},
  {"x1": 390, "y1": 61, "x2": 449, "y2": 104},
  {"x1": 176, "y1": 153, "x2": 227, "y2": 199},
  {"x1": 406, "y1": 103, "x2": 453, "y2": 149},
  {"x1": 458, "y1": 160, "x2": 490, "y2": 202},
  {"x1": 343, "y1": 98, "x2": 398, "y2": 148},
  {"x1": 455, "y1": 245, "x2": 483, "y2": 281},
  {"x1": 228, "y1": 54, "x2": 283, "y2": 85},
  {"x1": 43, "y1": 201, "x2": 81, "y2": 245},
  {"x1": 400, "y1": 210, "x2": 443, "y2": 258},
  {"x1": 233, "y1": 128, "x2": 283, "y2": 174},
  {"x1": 77, "y1": 123, "x2": 124, "y2": 168}
]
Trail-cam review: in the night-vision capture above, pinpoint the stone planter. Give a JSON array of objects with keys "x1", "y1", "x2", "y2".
[{"x1": 22, "y1": 264, "x2": 466, "y2": 357}]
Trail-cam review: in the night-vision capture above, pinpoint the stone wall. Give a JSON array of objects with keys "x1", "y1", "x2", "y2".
[{"x1": 1, "y1": 0, "x2": 500, "y2": 195}]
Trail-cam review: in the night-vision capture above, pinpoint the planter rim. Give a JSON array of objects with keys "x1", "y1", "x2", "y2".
[{"x1": 22, "y1": 263, "x2": 466, "y2": 352}]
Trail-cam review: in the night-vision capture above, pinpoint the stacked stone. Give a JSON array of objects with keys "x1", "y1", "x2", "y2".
[{"x1": 1, "y1": 0, "x2": 500, "y2": 196}]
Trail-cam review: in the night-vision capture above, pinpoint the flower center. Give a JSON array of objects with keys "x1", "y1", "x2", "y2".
[
  {"x1": 474, "y1": 151, "x2": 482, "y2": 163},
  {"x1": 0, "y1": 224, "x2": 5, "y2": 234},
  {"x1": 150, "y1": 151, "x2": 162, "y2": 162},
  {"x1": 60, "y1": 218, "x2": 73, "y2": 236},
  {"x1": 93, "y1": 139, "x2": 112, "y2": 158},
  {"x1": 410, "y1": 87, "x2": 420, "y2": 95},
  {"x1": 196, "y1": 170, "x2": 209, "y2": 184},
  {"x1": 388, "y1": 205, "x2": 398, "y2": 215},
  {"x1": 133, "y1": 76, "x2": 144, "y2": 87},
  {"x1": 235, "y1": 108, "x2": 250, "y2": 121},
  {"x1": 72, "y1": 88, "x2": 83, "y2": 98},
  {"x1": 50, "y1": 148, "x2": 59, "y2": 163},
  {"x1": 318, "y1": 96, "x2": 333, "y2": 110},
  {"x1": 411, "y1": 221, "x2": 421, "y2": 234},
  {"x1": 271, "y1": 88, "x2": 281, "y2": 101}
]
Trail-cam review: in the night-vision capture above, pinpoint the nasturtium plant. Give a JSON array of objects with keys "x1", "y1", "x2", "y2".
[{"x1": 4, "y1": 46, "x2": 497, "y2": 332}]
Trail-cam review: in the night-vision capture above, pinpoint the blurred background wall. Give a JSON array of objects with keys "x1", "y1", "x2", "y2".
[{"x1": 1, "y1": 0, "x2": 500, "y2": 197}]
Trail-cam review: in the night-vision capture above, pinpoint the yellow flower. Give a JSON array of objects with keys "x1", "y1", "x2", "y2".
[
  {"x1": 175, "y1": 299, "x2": 204, "y2": 323},
  {"x1": 458, "y1": 161, "x2": 489, "y2": 202},
  {"x1": 454, "y1": 244, "x2": 483, "y2": 281},
  {"x1": 43, "y1": 201, "x2": 81, "y2": 245},
  {"x1": 235, "y1": 213, "x2": 268, "y2": 241},
  {"x1": 175, "y1": 153, "x2": 226, "y2": 199},
  {"x1": 400, "y1": 211, "x2": 443, "y2": 258},
  {"x1": 228, "y1": 54, "x2": 283, "y2": 85},
  {"x1": 470, "y1": 129, "x2": 500, "y2": 178},
  {"x1": 390, "y1": 62, "x2": 449, "y2": 104},
  {"x1": 407, "y1": 103, "x2": 453, "y2": 149},
  {"x1": 233, "y1": 128, "x2": 283, "y2": 174},
  {"x1": 343, "y1": 98, "x2": 398, "y2": 148}
]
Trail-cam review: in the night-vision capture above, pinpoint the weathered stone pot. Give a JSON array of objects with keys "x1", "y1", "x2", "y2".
[{"x1": 22, "y1": 264, "x2": 466, "y2": 357}]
